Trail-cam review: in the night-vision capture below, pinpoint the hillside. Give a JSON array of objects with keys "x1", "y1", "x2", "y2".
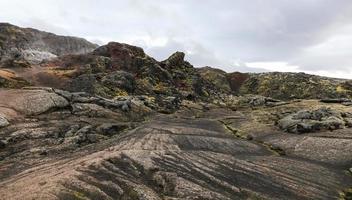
[{"x1": 0, "y1": 23, "x2": 97, "y2": 66}]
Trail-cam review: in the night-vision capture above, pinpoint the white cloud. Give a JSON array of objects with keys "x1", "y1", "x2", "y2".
[
  {"x1": 246, "y1": 62, "x2": 352, "y2": 79},
  {"x1": 246, "y1": 62, "x2": 300, "y2": 72}
]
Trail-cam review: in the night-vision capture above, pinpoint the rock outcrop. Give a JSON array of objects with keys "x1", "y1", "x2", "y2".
[
  {"x1": 36, "y1": 42, "x2": 224, "y2": 101},
  {"x1": 198, "y1": 66, "x2": 232, "y2": 93},
  {"x1": 278, "y1": 107, "x2": 352, "y2": 133}
]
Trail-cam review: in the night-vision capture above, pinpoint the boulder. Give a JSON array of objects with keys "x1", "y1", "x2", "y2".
[
  {"x1": 0, "y1": 114, "x2": 9, "y2": 127},
  {"x1": 96, "y1": 123, "x2": 129, "y2": 136},
  {"x1": 0, "y1": 89, "x2": 69, "y2": 115},
  {"x1": 278, "y1": 107, "x2": 352, "y2": 133}
]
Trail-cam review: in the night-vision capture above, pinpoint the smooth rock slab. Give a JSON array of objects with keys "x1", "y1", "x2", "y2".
[
  {"x1": 0, "y1": 89, "x2": 69, "y2": 115},
  {"x1": 0, "y1": 116, "x2": 350, "y2": 200}
]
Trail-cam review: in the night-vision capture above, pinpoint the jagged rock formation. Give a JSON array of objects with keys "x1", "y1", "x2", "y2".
[
  {"x1": 4, "y1": 41, "x2": 222, "y2": 101},
  {"x1": 0, "y1": 23, "x2": 352, "y2": 200}
]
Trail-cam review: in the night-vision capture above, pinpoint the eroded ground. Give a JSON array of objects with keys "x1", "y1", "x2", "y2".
[{"x1": 0, "y1": 88, "x2": 352, "y2": 200}]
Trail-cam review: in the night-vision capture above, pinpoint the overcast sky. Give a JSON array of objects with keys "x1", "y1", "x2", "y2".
[{"x1": 1, "y1": 0, "x2": 352, "y2": 78}]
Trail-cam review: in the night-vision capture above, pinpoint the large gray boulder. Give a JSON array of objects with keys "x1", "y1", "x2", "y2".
[
  {"x1": 0, "y1": 89, "x2": 69, "y2": 115},
  {"x1": 278, "y1": 107, "x2": 352, "y2": 133}
]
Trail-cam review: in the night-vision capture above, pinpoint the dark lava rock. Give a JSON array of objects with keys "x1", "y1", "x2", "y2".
[
  {"x1": 163, "y1": 51, "x2": 185, "y2": 67},
  {"x1": 101, "y1": 71, "x2": 136, "y2": 93},
  {"x1": 321, "y1": 98, "x2": 351, "y2": 103},
  {"x1": 0, "y1": 140, "x2": 6, "y2": 149},
  {"x1": 68, "y1": 71, "x2": 136, "y2": 98},
  {"x1": 96, "y1": 123, "x2": 129, "y2": 136},
  {"x1": 321, "y1": 98, "x2": 352, "y2": 106}
]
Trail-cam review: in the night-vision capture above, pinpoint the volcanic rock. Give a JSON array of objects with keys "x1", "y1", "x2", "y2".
[{"x1": 278, "y1": 107, "x2": 352, "y2": 133}]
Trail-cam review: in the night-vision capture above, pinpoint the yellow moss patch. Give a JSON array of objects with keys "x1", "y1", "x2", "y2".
[
  {"x1": 114, "y1": 89, "x2": 129, "y2": 97},
  {"x1": 46, "y1": 69, "x2": 78, "y2": 78},
  {"x1": 340, "y1": 188, "x2": 352, "y2": 200},
  {"x1": 73, "y1": 191, "x2": 87, "y2": 200},
  {"x1": 336, "y1": 85, "x2": 349, "y2": 93}
]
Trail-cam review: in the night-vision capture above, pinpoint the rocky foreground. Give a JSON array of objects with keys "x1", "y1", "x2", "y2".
[{"x1": 0, "y1": 23, "x2": 352, "y2": 200}]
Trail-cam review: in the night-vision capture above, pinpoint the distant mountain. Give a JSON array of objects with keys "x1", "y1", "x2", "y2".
[{"x1": 0, "y1": 23, "x2": 98, "y2": 65}]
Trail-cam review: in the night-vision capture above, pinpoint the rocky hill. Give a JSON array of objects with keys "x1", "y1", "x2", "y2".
[
  {"x1": 198, "y1": 67, "x2": 352, "y2": 100},
  {"x1": 0, "y1": 23, "x2": 352, "y2": 200},
  {"x1": 0, "y1": 23, "x2": 97, "y2": 66},
  {"x1": 233, "y1": 72, "x2": 351, "y2": 100}
]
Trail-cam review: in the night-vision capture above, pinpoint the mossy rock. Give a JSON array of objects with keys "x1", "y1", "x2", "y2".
[
  {"x1": 340, "y1": 188, "x2": 352, "y2": 200},
  {"x1": 0, "y1": 76, "x2": 30, "y2": 88},
  {"x1": 239, "y1": 72, "x2": 351, "y2": 100},
  {"x1": 198, "y1": 67, "x2": 231, "y2": 93}
]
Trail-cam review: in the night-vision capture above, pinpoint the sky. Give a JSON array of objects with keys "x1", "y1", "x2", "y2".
[{"x1": 1, "y1": 0, "x2": 352, "y2": 79}]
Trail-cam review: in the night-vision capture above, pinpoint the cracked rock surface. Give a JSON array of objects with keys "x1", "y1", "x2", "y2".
[{"x1": 0, "y1": 90, "x2": 352, "y2": 200}]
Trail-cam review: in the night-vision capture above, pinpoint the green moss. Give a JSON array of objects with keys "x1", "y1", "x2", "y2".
[
  {"x1": 122, "y1": 187, "x2": 140, "y2": 199},
  {"x1": 114, "y1": 88, "x2": 129, "y2": 96},
  {"x1": 72, "y1": 191, "x2": 87, "y2": 200},
  {"x1": 0, "y1": 77, "x2": 30, "y2": 89},
  {"x1": 152, "y1": 82, "x2": 172, "y2": 95},
  {"x1": 219, "y1": 120, "x2": 248, "y2": 139}
]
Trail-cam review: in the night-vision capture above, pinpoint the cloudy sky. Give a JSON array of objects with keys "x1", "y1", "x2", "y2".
[{"x1": 1, "y1": 0, "x2": 352, "y2": 78}]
